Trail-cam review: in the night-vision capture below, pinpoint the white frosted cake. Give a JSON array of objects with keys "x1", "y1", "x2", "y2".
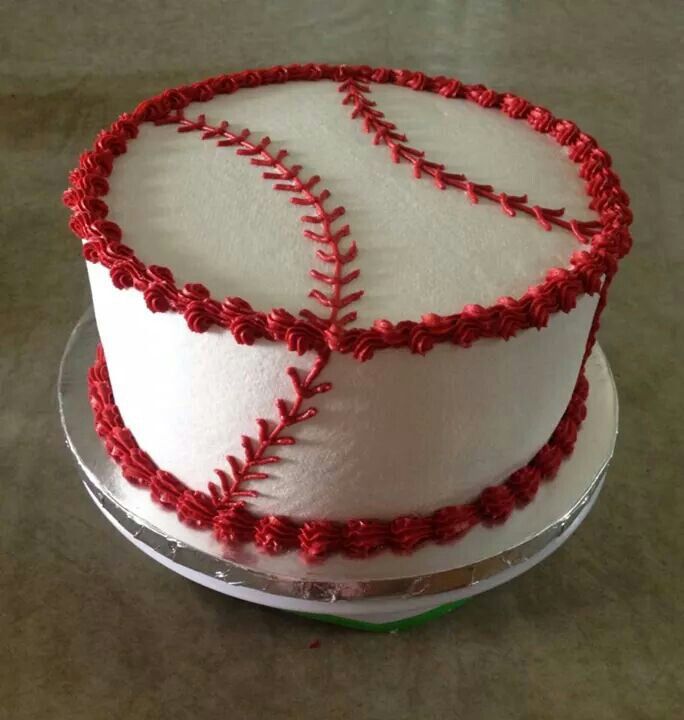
[{"x1": 65, "y1": 64, "x2": 631, "y2": 560}]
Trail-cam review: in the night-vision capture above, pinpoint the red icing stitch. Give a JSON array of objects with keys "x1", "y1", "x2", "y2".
[
  {"x1": 208, "y1": 353, "x2": 332, "y2": 505},
  {"x1": 65, "y1": 64, "x2": 631, "y2": 360},
  {"x1": 340, "y1": 78, "x2": 597, "y2": 237},
  {"x1": 87, "y1": 345, "x2": 590, "y2": 560}
]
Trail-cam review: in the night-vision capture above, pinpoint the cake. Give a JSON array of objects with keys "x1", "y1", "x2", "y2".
[{"x1": 65, "y1": 64, "x2": 631, "y2": 561}]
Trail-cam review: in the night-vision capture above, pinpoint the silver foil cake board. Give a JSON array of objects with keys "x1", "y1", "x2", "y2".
[{"x1": 59, "y1": 310, "x2": 618, "y2": 630}]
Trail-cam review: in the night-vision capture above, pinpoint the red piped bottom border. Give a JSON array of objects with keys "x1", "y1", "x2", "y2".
[{"x1": 88, "y1": 345, "x2": 589, "y2": 561}]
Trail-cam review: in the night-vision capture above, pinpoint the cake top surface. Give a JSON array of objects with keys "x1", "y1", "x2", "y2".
[{"x1": 66, "y1": 65, "x2": 631, "y2": 359}]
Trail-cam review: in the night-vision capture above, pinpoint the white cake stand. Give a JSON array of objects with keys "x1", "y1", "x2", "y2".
[{"x1": 59, "y1": 310, "x2": 618, "y2": 630}]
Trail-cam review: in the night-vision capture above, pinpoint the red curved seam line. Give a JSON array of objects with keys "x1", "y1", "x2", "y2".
[
  {"x1": 88, "y1": 344, "x2": 590, "y2": 560},
  {"x1": 339, "y1": 78, "x2": 598, "y2": 237},
  {"x1": 207, "y1": 351, "x2": 332, "y2": 505},
  {"x1": 64, "y1": 64, "x2": 632, "y2": 361}
]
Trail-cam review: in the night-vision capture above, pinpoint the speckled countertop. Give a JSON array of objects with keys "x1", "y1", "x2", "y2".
[{"x1": 1, "y1": 2, "x2": 682, "y2": 718}]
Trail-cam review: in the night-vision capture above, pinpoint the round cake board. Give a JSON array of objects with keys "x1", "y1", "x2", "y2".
[{"x1": 59, "y1": 310, "x2": 618, "y2": 631}]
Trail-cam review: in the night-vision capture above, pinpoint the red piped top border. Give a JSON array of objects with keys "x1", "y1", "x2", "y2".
[{"x1": 64, "y1": 63, "x2": 632, "y2": 362}]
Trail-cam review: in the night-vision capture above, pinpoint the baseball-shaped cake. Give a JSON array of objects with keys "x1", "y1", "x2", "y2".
[{"x1": 65, "y1": 64, "x2": 631, "y2": 561}]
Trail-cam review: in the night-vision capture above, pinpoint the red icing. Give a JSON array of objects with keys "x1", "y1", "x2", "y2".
[
  {"x1": 389, "y1": 516, "x2": 434, "y2": 554},
  {"x1": 150, "y1": 471, "x2": 186, "y2": 509},
  {"x1": 478, "y1": 485, "x2": 516, "y2": 525},
  {"x1": 432, "y1": 504, "x2": 479, "y2": 544},
  {"x1": 506, "y1": 466, "x2": 542, "y2": 505},
  {"x1": 254, "y1": 516, "x2": 300, "y2": 554},
  {"x1": 214, "y1": 503, "x2": 257, "y2": 544},
  {"x1": 298, "y1": 520, "x2": 344, "y2": 560}
]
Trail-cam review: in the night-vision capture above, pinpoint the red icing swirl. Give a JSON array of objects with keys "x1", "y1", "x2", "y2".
[
  {"x1": 351, "y1": 332, "x2": 387, "y2": 362},
  {"x1": 95, "y1": 129, "x2": 128, "y2": 157},
  {"x1": 552, "y1": 120, "x2": 580, "y2": 146},
  {"x1": 546, "y1": 268, "x2": 583, "y2": 312},
  {"x1": 405, "y1": 71, "x2": 427, "y2": 91},
  {"x1": 133, "y1": 97, "x2": 170, "y2": 123},
  {"x1": 408, "y1": 325, "x2": 436, "y2": 355},
  {"x1": 93, "y1": 402, "x2": 124, "y2": 437},
  {"x1": 438, "y1": 78, "x2": 463, "y2": 98},
  {"x1": 82, "y1": 241, "x2": 102, "y2": 263},
  {"x1": 286, "y1": 322, "x2": 323, "y2": 355},
  {"x1": 501, "y1": 94, "x2": 531, "y2": 119},
  {"x1": 121, "y1": 447, "x2": 156, "y2": 487},
  {"x1": 254, "y1": 516, "x2": 299, "y2": 554},
  {"x1": 147, "y1": 264, "x2": 175, "y2": 285},
  {"x1": 527, "y1": 285, "x2": 559, "y2": 328},
  {"x1": 469, "y1": 86, "x2": 499, "y2": 108},
  {"x1": 533, "y1": 443, "x2": 564, "y2": 478},
  {"x1": 527, "y1": 106, "x2": 555, "y2": 133},
  {"x1": 161, "y1": 88, "x2": 189, "y2": 110},
  {"x1": 183, "y1": 301, "x2": 212, "y2": 333},
  {"x1": 432, "y1": 504, "x2": 479, "y2": 543},
  {"x1": 79, "y1": 149, "x2": 114, "y2": 176},
  {"x1": 267, "y1": 308, "x2": 297, "y2": 340},
  {"x1": 150, "y1": 470, "x2": 186, "y2": 508},
  {"x1": 111, "y1": 114, "x2": 139, "y2": 140},
  {"x1": 88, "y1": 219, "x2": 122, "y2": 244},
  {"x1": 177, "y1": 490, "x2": 216, "y2": 529},
  {"x1": 219, "y1": 296, "x2": 254, "y2": 324},
  {"x1": 189, "y1": 82, "x2": 215, "y2": 102},
  {"x1": 181, "y1": 282, "x2": 210, "y2": 301},
  {"x1": 569, "y1": 134, "x2": 597, "y2": 162},
  {"x1": 571, "y1": 251, "x2": 604, "y2": 294},
  {"x1": 552, "y1": 416, "x2": 579, "y2": 454},
  {"x1": 495, "y1": 297, "x2": 528, "y2": 340},
  {"x1": 343, "y1": 519, "x2": 389, "y2": 558},
  {"x1": 109, "y1": 260, "x2": 137, "y2": 290},
  {"x1": 232, "y1": 315, "x2": 264, "y2": 346},
  {"x1": 506, "y1": 466, "x2": 542, "y2": 504},
  {"x1": 213, "y1": 503, "x2": 258, "y2": 544},
  {"x1": 144, "y1": 282, "x2": 174, "y2": 313},
  {"x1": 478, "y1": 485, "x2": 515, "y2": 525},
  {"x1": 68, "y1": 212, "x2": 92, "y2": 239},
  {"x1": 75, "y1": 172, "x2": 110, "y2": 197},
  {"x1": 389, "y1": 516, "x2": 434, "y2": 553},
  {"x1": 370, "y1": 67, "x2": 393, "y2": 84},
  {"x1": 299, "y1": 520, "x2": 344, "y2": 560},
  {"x1": 455, "y1": 305, "x2": 490, "y2": 346}
]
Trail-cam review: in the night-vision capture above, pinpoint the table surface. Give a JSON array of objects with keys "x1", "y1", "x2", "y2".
[{"x1": 2, "y1": 2, "x2": 682, "y2": 718}]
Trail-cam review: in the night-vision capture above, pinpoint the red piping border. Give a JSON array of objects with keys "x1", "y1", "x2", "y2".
[
  {"x1": 88, "y1": 345, "x2": 589, "y2": 560},
  {"x1": 64, "y1": 63, "x2": 632, "y2": 362}
]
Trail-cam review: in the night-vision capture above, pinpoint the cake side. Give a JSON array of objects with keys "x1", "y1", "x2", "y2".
[{"x1": 88, "y1": 260, "x2": 598, "y2": 520}]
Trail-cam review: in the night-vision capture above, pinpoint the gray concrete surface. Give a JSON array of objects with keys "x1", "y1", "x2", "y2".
[{"x1": 1, "y1": 1, "x2": 682, "y2": 718}]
